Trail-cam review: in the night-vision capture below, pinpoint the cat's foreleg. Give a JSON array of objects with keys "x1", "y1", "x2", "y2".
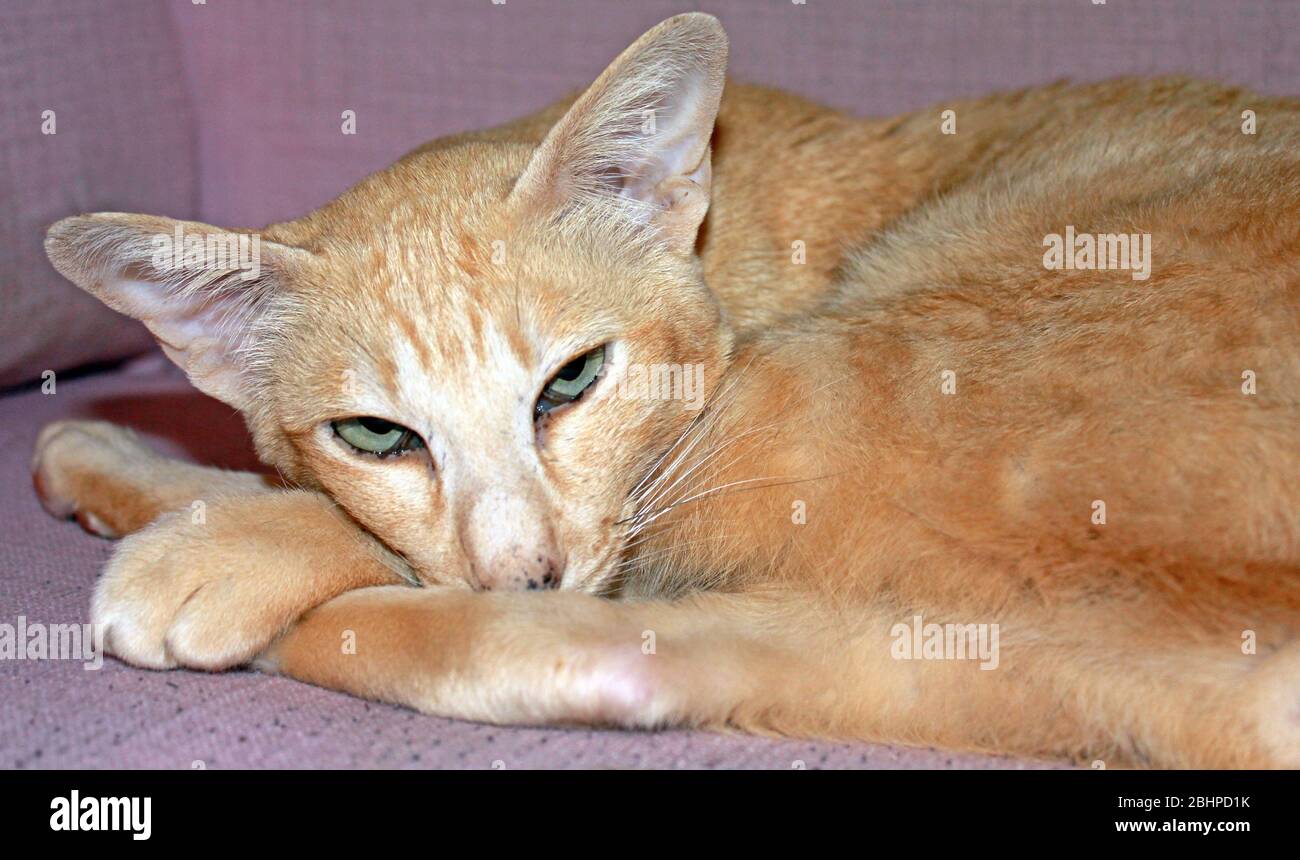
[
  {"x1": 89, "y1": 489, "x2": 414, "y2": 670},
  {"x1": 32, "y1": 419, "x2": 274, "y2": 537},
  {"x1": 258, "y1": 587, "x2": 1017, "y2": 747},
  {"x1": 256, "y1": 586, "x2": 817, "y2": 730},
  {"x1": 258, "y1": 586, "x2": 1300, "y2": 768},
  {"x1": 31, "y1": 421, "x2": 413, "y2": 669},
  {"x1": 255, "y1": 587, "x2": 1045, "y2": 753}
]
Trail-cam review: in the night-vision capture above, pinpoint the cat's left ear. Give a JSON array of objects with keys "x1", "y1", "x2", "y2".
[{"x1": 509, "y1": 13, "x2": 728, "y2": 255}]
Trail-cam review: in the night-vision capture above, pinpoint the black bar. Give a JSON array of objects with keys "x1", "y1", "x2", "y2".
[{"x1": 2, "y1": 769, "x2": 1291, "y2": 846}]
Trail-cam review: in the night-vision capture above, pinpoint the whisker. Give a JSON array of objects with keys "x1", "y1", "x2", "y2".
[
  {"x1": 626, "y1": 354, "x2": 758, "y2": 503},
  {"x1": 630, "y1": 474, "x2": 799, "y2": 532},
  {"x1": 632, "y1": 418, "x2": 782, "y2": 518},
  {"x1": 634, "y1": 368, "x2": 855, "y2": 518},
  {"x1": 605, "y1": 356, "x2": 845, "y2": 593},
  {"x1": 616, "y1": 532, "x2": 744, "y2": 571},
  {"x1": 631, "y1": 379, "x2": 745, "y2": 503}
]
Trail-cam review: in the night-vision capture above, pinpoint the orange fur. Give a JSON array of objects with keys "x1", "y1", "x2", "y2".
[{"x1": 34, "y1": 15, "x2": 1299, "y2": 767}]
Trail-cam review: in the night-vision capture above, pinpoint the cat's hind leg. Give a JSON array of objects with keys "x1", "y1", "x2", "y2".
[{"x1": 31, "y1": 419, "x2": 274, "y2": 537}]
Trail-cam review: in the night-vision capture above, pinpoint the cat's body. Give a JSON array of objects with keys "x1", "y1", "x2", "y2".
[{"x1": 33, "y1": 15, "x2": 1299, "y2": 766}]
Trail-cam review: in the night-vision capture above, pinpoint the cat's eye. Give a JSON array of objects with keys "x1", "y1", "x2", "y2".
[
  {"x1": 536, "y1": 345, "x2": 606, "y2": 416},
  {"x1": 332, "y1": 416, "x2": 425, "y2": 457}
]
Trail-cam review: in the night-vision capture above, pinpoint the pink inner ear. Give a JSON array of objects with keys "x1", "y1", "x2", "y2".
[
  {"x1": 601, "y1": 76, "x2": 715, "y2": 207},
  {"x1": 116, "y1": 279, "x2": 233, "y2": 354},
  {"x1": 510, "y1": 18, "x2": 725, "y2": 232},
  {"x1": 102, "y1": 261, "x2": 274, "y2": 411}
]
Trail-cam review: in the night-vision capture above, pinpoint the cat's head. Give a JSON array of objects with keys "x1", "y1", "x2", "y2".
[{"x1": 45, "y1": 14, "x2": 732, "y2": 592}]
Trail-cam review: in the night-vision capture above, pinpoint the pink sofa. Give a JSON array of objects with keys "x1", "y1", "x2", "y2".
[{"x1": 2, "y1": 0, "x2": 1295, "y2": 768}]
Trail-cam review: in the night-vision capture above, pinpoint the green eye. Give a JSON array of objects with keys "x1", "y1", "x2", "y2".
[
  {"x1": 332, "y1": 416, "x2": 424, "y2": 457},
  {"x1": 537, "y1": 345, "x2": 606, "y2": 416}
]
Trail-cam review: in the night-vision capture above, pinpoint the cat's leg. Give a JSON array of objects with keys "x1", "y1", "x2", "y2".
[
  {"x1": 256, "y1": 587, "x2": 1038, "y2": 751},
  {"x1": 91, "y1": 489, "x2": 415, "y2": 670},
  {"x1": 31, "y1": 420, "x2": 274, "y2": 537},
  {"x1": 1037, "y1": 630, "x2": 1300, "y2": 769},
  {"x1": 31, "y1": 421, "x2": 409, "y2": 668},
  {"x1": 256, "y1": 587, "x2": 818, "y2": 731},
  {"x1": 257, "y1": 586, "x2": 1299, "y2": 767}
]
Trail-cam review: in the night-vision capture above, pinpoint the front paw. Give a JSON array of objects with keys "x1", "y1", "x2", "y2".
[
  {"x1": 32, "y1": 420, "x2": 162, "y2": 537},
  {"x1": 92, "y1": 512, "x2": 295, "y2": 671}
]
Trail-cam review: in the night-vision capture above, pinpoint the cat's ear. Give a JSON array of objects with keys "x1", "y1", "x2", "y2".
[
  {"x1": 44, "y1": 213, "x2": 313, "y2": 412},
  {"x1": 509, "y1": 13, "x2": 728, "y2": 255}
]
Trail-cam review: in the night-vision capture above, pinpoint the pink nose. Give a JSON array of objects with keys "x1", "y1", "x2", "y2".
[
  {"x1": 467, "y1": 491, "x2": 569, "y2": 592},
  {"x1": 472, "y1": 548, "x2": 564, "y2": 591},
  {"x1": 463, "y1": 491, "x2": 565, "y2": 591}
]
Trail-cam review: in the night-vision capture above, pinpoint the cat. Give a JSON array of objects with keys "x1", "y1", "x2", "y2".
[{"x1": 33, "y1": 14, "x2": 1300, "y2": 767}]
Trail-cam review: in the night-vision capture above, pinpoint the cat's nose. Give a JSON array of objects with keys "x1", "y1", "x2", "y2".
[
  {"x1": 463, "y1": 490, "x2": 565, "y2": 591},
  {"x1": 473, "y1": 549, "x2": 565, "y2": 592}
]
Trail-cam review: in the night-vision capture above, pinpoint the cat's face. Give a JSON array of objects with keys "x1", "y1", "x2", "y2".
[
  {"x1": 45, "y1": 14, "x2": 730, "y2": 593},
  {"x1": 262, "y1": 179, "x2": 730, "y2": 591}
]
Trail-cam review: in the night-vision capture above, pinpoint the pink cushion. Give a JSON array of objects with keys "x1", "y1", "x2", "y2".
[
  {"x1": 0, "y1": 0, "x2": 197, "y2": 387},
  {"x1": 172, "y1": 0, "x2": 1300, "y2": 228}
]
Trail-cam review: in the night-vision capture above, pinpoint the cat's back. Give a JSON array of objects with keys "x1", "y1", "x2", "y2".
[
  {"x1": 835, "y1": 77, "x2": 1300, "y2": 304},
  {"x1": 825, "y1": 77, "x2": 1300, "y2": 376},
  {"x1": 804, "y1": 78, "x2": 1300, "y2": 582},
  {"x1": 675, "y1": 78, "x2": 1299, "y2": 627}
]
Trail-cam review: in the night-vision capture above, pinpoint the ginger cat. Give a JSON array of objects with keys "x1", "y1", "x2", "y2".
[{"x1": 33, "y1": 14, "x2": 1300, "y2": 767}]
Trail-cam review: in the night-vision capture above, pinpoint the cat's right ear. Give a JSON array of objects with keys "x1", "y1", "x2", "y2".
[
  {"x1": 509, "y1": 13, "x2": 728, "y2": 255},
  {"x1": 44, "y1": 213, "x2": 314, "y2": 412}
]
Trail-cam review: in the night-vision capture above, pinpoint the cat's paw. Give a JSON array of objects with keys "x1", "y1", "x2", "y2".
[
  {"x1": 92, "y1": 511, "x2": 296, "y2": 671},
  {"x1": 31, "y1": 420, "x2": 161, "y2": 538}
]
